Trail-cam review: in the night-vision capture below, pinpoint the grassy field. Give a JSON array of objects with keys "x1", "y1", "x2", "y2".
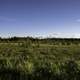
[{"x1": 0, "y1": 37, "x2": 80, "y2": 80}]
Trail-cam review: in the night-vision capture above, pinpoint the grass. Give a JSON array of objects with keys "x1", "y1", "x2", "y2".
[{"x1": 0, "y1": 37, "x2": 80, "y2": 80}]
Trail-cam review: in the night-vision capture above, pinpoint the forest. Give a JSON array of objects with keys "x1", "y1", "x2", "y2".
[{"x1": 0, "y1": 37, "x2": 80, "y2": 80}]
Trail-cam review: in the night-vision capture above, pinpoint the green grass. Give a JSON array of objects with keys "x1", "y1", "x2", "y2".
[{"x1": 0, "y1": 37, "x2": 80, "y2": 80}]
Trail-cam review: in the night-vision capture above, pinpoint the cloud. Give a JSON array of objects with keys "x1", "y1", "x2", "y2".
[
  {"x1": 0, "y1": 16, "x2": 16, "y2": 22},
  {"x1": 76, "y1": 19, "x2": 80, "y2": 22},
  {"x1": 44, "y1": 33, "x2": 80, "y2": 38}
]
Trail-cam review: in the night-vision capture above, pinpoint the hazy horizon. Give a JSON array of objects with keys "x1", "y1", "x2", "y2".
[{"x1": 0, "y1": 0, "x2": 80, "y2": 38}]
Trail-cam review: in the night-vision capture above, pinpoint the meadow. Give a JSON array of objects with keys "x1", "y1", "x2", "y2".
[{"x1": 0, "y1": 37, "x2": 80, "y2": 80}]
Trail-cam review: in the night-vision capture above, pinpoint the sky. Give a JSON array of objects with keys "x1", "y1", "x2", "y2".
[{"x1": 0, "y1": 0, "x2": 80, "y2": 38}]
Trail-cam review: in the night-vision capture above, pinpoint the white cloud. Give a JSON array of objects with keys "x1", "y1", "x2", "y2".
[
  {"x1": 29, "y1": 33, "x2": 80, "y2": 38},
  {"x1": 47, "y1": 33, "x2": 80, "y2": 38}
]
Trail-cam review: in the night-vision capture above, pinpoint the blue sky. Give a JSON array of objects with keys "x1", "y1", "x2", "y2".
[{"x1": 0, "y1": 0, "x2": 80, "y2": 37}]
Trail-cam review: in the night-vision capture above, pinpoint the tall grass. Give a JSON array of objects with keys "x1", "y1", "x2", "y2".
[{"x1": 0, "y1": 37, "x2": 80, "y2": 80}]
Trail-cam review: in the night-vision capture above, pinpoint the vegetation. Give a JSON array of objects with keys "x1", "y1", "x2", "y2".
[{"x1": 0, "y1": 37, "x2": 80, "y2": 80}]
